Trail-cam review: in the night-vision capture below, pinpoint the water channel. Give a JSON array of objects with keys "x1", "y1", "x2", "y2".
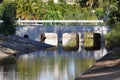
[
  {"x1": 0, "y1": 43, "x2": 107, "y2": 80},
  {"x1": 0, "y1": 25, "x2": 109, "y2": 80}
]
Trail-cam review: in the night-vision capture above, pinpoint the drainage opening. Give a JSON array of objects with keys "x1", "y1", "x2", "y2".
[{"x1": 24, "y1": 34, "x2": 29, "y2": 38}]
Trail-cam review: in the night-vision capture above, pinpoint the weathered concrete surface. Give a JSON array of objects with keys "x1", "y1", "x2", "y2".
[
  {"x1": 0, "y1": 34, "x2": 55, "y2": 65},
  {"x1": 75, "y1": 48, "x2": 120, "y2": 80}
]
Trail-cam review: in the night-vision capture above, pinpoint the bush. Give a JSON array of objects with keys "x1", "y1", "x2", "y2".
[
  {"x1": 0, "y1": 2, "x2": 16, "y2": 35},
  {"x1": 105, "y1": 22, "x2": 120, "y2": 50}
]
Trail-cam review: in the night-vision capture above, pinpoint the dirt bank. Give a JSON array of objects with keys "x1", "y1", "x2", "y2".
[{"x1": 75, "y1": 48, "x2": 120, "y2": 80}]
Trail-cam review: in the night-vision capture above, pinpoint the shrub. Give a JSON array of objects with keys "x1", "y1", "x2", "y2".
[
  {"x1": 0, "y1": 2, "x2": 16, "y2": 35},
  {"x1": 105, "y1": 22, "x2": 120, "y2": 50}
]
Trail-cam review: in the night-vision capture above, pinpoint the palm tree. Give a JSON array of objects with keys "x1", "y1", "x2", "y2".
[
  {"x1": 15, "y1": 0, "x2": 29, "y2": 20},
  {"x1": 30, "y1": 1, "x2": 40, "y2": 20},
  {"x1": 15, "y1": 0, "x2": 44, "y2": 20}
]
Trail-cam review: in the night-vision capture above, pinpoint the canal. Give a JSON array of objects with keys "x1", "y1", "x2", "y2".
[
  {"x1": 0, "y1": 25, "x2": 110, "y2": 80},
  {"x1": 0, "y1": 43, "x2": 107, "y2": 80}
]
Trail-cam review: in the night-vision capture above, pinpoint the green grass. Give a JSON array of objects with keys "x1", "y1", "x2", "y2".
[
  {"x1": 84, "y1": 33, "x2": 94, "y2": 48},
  {"x1": 64, "y1": 39, "x2": 77, "y2": 48},
  {"x1": 84, "y1": 39, "x2": 94, "y2": 47}
]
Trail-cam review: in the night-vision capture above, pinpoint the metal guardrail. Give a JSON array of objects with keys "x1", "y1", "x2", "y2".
[{"x1": 0, "y1": 20, "x2": 104, "y2": 25}]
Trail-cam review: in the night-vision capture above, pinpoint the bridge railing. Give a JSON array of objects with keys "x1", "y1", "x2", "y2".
[{"x1": 0, "y1": 20, "x2": 104, "y2": 25}]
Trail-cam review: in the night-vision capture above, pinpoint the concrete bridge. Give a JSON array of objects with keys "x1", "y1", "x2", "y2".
[
  {"x1": 15, "y1": 25, "x2": 110, "y2": 50},
  {"x1": 0, "y1": 19, "x2": 110, "y2": 50}
]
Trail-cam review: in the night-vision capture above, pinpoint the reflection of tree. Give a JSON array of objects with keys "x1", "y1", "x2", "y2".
[
  {"x1": 16, "y1": 53, "x2": 95, "y2": 80},
  {"x1": 17, "y1": 58, "x2": 41, "y2": 80},
  {"x1": 75, "y1": 57, "x2": 95, "y2": 77},
  {"x1": 16, "y1": 55, "x2": 69, "y2": 80}
]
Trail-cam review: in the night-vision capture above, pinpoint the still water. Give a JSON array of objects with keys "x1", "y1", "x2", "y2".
[{"x1": 0, "y1": 44, "x2": 107, "y2": 80}]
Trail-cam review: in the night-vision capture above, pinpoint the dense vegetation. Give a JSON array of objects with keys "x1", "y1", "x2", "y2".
[
  {"x1": 0, "y1": 0, "x2": 109, "y2": 34},
  {"x1": 0, "y1": 0, "x2": 110, "y2": 20},
  {"x1": 105, "y1": 0, "x2": 120, "y2": 49},
  {"x1": 0, "y1": 1, "x2": 16, "y2": 35}
]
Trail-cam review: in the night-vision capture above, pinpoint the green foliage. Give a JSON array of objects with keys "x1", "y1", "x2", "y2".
[
  {"x1": 0, "y1": 0, "x2": 109, "y2": 21},
  {"x1": 95, "y1": 8, "x2": 105, "y2": 19},
  {"x1": 106, "y1": 0, "x2": 120, "y2": 25},
  {"x1": 105, "y1": 1, "x2": 120, "y2": 49},
  {"x1": 0, "y1": 2, "x2": 16, "y2": 35},
  {"x1": 105, "y1": 22, "x2": 120, "y2": 49},
  {"x1": 0, "y1": 4, "x2": 4, "y2": 19}
]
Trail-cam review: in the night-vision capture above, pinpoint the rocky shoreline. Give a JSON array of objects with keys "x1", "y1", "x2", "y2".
[
  {"x1": 75, "y1": 48, "x2": 120, "y2": 80},
  {"x1": 0, "y1": 34, "x2": 54, "y2": 65}
]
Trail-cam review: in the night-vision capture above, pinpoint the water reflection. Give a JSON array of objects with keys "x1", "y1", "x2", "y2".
[{"x1": 0, "y1": 45, "x2": 107, "y2": 80}]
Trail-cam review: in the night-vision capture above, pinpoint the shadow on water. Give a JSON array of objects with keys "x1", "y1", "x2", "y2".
[{"x1": 0, "y1": 42, "x2": 108, "y2": 80}]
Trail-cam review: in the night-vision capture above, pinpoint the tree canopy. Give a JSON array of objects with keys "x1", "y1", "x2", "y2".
[{"x1": 0, "y1": 0, "x2": 109, "y2": 21}]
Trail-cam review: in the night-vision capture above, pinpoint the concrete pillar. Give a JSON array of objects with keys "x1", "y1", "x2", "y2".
[
  {"x1": 41, "y1": 33, "x2": 58, "y2": 46},
  {"x1": 78, "y1": 32, "x2": 82, "y2": 52},
  {"x1": 62, "y1": 32, "x2": 79, "y2": 51}
]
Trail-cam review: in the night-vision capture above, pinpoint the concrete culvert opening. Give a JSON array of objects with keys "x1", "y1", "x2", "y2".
[
  {"x1": 84, "y1": 32, "x2": 101, "y2": 50},
  {"x1": 41, "y1": 33, "x2": 58, "y2": 46},
  {"x1": 62, "y1": 32, "x2": 79, "y2": 51},
  {"x1": 24, "y1": 34, "x2": 29, "y2": 39}
]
